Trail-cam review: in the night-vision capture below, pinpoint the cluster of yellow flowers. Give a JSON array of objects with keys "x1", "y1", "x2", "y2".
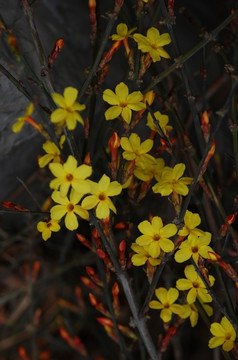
[{"x1": 12, "y1": 20, "x2": 237, "y2": 355}]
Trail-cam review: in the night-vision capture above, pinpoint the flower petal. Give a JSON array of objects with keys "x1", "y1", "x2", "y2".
[
  {"x1": 96, "y1": 201, "x2": 110, "y2": 219},
  {"x1": 103, "y1": 89, "x2": 119, "y2": 105},
  {"x1": 64, "y1": 87, "x2": 78, "y2": 107},
  {"x1": 105, "y1": 106, "x2": 122, "y2": 120},
  {"x1": 52, "y1": 93, "x2": 65, "y2": 107},
  {"x1": 115, "y1": 82, "x2": 128, "y2": 102},
  {"x1": 65, "y1": 211, "x2": 78, "y2": 230},
  {"x1": 51, "y1": 108, "x2": 67, "y2": 123}
]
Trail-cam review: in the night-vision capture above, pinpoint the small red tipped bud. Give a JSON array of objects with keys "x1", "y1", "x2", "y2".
[
  {"x1": 97, "y1": 317, "x2": 113, "y2": 327},
  {"x1": 48, "y1": 38, "x2": 64, "y2": 67}
]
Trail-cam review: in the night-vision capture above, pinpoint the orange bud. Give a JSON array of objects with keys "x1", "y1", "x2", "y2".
[
  {"x1": 80, "y1": 276, "x2": 101, "y2": 293},
  {"x1": 226, "y1": 213, "x2": 236, "y2": 225},
  {"x1": 48, "y1": 38, "x2": 64, "y2": 67},
  {"x1": 97, "y1": 317, "x2": 113, "y2": 327},
  {"x1": 89, "y1": 292, "x2": 98, "y2": 307},
  {"x1": 18, "y1": 347, "x2": 30, "y2": 360},
  {"x1": 199, "y1": 140, "x2": 216, "y2": 179},
  {"x1": 208, "y1": 251, "x2": 221, "y2": 262},
  {"x1": 86, "y1": 266, "x2": 102, "y2": 286},
  {"x1": 98, "y1": 41, "x2": 121, "y2": 71},
  {"x1": 115, "y1": 221, "x2": 127, "y2": 229},
  {"x1": 83, "y1": 151, "x2": 91, "y2": 165},
  {"x1": 76, "y1": 233, "x2": 94, "y2": 250},
  {"x1": 108, "y1": 132, "x2": 120, "y2": 158},
  {"x1": 32, "y1": 261, "x2": 41, "y2": 281},
  {"x1": 75, "y1": 286, "x2": 85, "y2": 309},
  {"x1": 119, "y1": 239, "x2": 126, "y2": 253},
  {"x1": 1, "y1": 201, "x2": 29, "y2": 212},
  {"x1": 112, "y1": 282, "x2": 119, "y2": 296},
  {"x1": 39, "y1": 350, "x2": 51, "y2": 360}
]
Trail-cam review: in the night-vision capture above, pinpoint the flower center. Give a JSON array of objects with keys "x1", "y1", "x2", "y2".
[
  {"x1": 153, "y1": 234, "x2": 160, "y2": 241},
  {"x1": 98, "y1": 192, "x2": 106, "y2": 201},
  {"x1": 46, "y1": 222, "x2": 52, "y2": 228},
  {"x1": 66, "y1": 173, "x2": 74, "y2": 182},
  {"x1": 191, "y1": 246, "x2": 199, "y2": 253},
  {"x1": 119, "y1": 101, "x2": 128, "y2": 108},
  {"x1": 150, "y1": 43, "x2": 158, "y2": 50},
  {"x1": 164, "y1": 302, "x2": 170, "y2": 309},
  {"x1": 193, "y1": 281, "x2": 199, "y2": 289},
  {"x1": 225, "y1": 333, "x2": 232, "y2": 340},
  {"x1": 67, "y1": 203, "x2": 74, "y2": 212}
]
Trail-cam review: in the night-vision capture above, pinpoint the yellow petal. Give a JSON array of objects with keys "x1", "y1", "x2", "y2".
[
  {"x1": 96, "y1": 201, "x2": 110, "y2": 219},
  {"x1": 52, "y1": 93, "x2": 65, "y2": 107},
  {"x1": 65, "y1": 211, "x2": 78, "y2": 230},
  {"x1": 105, "y1": 106, "x2": 122, "y2": 120},
  {"x1": 64, "y1": 87, "x2": 78, "y2": 107},
  {"x1": 51, "y1": 108, "x2": 67, "y2": 123},
  {"x1": 103, "y1": 89, "x2": 119, "y2": 105},
  {"x1": 115, "y1": 82, "x2": 128, "y2": 102}
]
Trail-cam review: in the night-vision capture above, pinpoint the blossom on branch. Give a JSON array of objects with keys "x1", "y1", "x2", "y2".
[
  {"x1": 174, "y1": 232, "x2": 214, "y2": 264},
  {"x1": 51, "y1": 87, "x2": 86, "y2": 130},
  {"x1": 135, "y1": 216, "x2": 177, "y2": 258},
  {"x1": 208, "y1": 317, "x2": 236, "y2": 352},
  {"x1": 103, "y1": 82, "x2": 145, "y2": 124},
  {"x1": 37, "y1": 219, "x2": 60, "y2": 241},
  {"x1": 176, "y1": 265, "x2": 215, "y2": 304},
  {"x1": 81, "y1": 174, "x2": 122, "y2": 219},
  {"x1": 149, "y1": 287, "x2": 184, "y2": 322},
  {"x1": 49, "y1": 155, "x2": 92, "y2": 197},
  {"x1": 133, "y1": 27, "x2": 171, "y2": 62},
  {"x1": 178, "y1": 210, "x2": 205, "y2": 237},
  {"x1": 152, "y1": 163, "x2": 193, "y2": 196},
  {"x1": 50, "y1": 190, "x2": 89, "y2": 231}
]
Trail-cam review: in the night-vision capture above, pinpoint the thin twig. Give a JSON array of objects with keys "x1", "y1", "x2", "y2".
[
  {"x1": 144, "y1": 9, "x2": 238, "y2": 93},
  {"x1": 89, "y1": 214, "x2": 159, "y2": 360},
  {"x1": 21, "y1": 0, "x2": 54, "y2": 94},
  {"x1": 191, "y1": 258, "x2": 237, "y2": 328},
  {"x1": 160, "y1": 0, "x2": 205, "y2": 155}
]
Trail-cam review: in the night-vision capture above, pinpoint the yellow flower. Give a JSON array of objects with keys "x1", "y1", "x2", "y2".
[
  {"x1": 149, "y1": 287, "x2": 184, "y2": 322},
  {"x1": 120, "y1": 133, "x2": 154, "y2": 165},
  {"x1": 103, "y1": 82, "x2": 145, "y2": 124},
  {"x1": 180, "y1": 303, "x2": 199, "y2": 327},
  {"x1": 134, "y1": 156, "x2": 164, "y2": 181},
  {"x1": 146, "y1": 111, "x2": 173, "y2": 135},
  {"x1": 49, "y1": 155, "x2": 92, "y2": 197},
  {"x1": 37, "y1": 218, "x2": 60, "y2": 241},
  {"x1": 174, "y1": 232, "x2": 214, "y2": 264},
  {"x1": 131, "y1": 243, "x2": 161, "y2": 266},
  {"x1": 81, "y1": 174, "x2": 122, "y2": 219},
  {"x1": 180, "y1": 302, "x2": 213, "y2": 327},
  {"x1": 38, "y1": 141, "x2": 61, "y2": 168},
  {"x1": 178, "y1": 210, "x2": 205, "y2": 237},
  {"x1": 12, "y1": 103, "x2": 34, "y2": 133},
  {"x1": 176, "y1": 265, "x2": 215, "y2": 304},
  {"x1": 50, "y1": 190, "x2": 89, "y2": 231},
  {"x1": 208, "y1": 317, "x2": 236, "y2": 352},
  {"x1": 111, "y1": 23, "x2": 136, "y2": 41},
  {"x1": 133, "y1": 27, "x2": 171, "y2": 62},
  {"x1": 136, "y1": 216, "x2": 177, "y2": 258},
  {"x1": 152, "y1": 163, "x2": 193, "y2": 196},
  {"x1": 51, "y1": 87, "x2": 86, "y2": 130}
]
